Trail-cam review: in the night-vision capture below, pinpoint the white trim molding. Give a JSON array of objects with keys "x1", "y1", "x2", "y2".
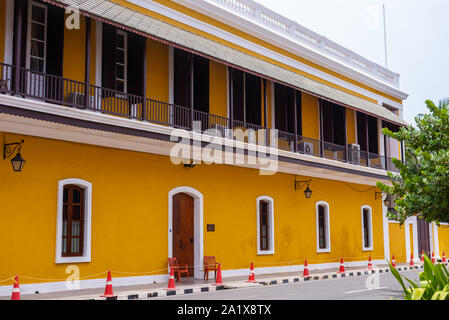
[
  {"x1": 433, "y1": 222, "x2": 440, "y2": 258},
  {"x1": 168, "y1": 186, "x2": 204, "y2": 279},
  {"x1": 256, "y1": 195, "x2": 275, "y2": 255},
  {"x1": 361, "y1": 205, "x2": 374, "y2": 251},
  {"x1": 316, "y1": 201, "x2": 331, "y2": 253},
  {"x1": 55, "y1": 178, "x2": 92, "y2": 264}
]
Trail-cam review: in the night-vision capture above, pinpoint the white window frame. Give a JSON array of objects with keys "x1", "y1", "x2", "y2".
[
  {"x1": 316, "y1": 201, "x2": 331, "y2": 253},
  {"x1": 115, "y1": 29, "x2": 127, "y2": 93},
  {"x1": 26, "y1": 0, "x2": 48, "y2": 72},
  {"x1": 56, "y1": 178, "x2": 92, "y2": 264},
  {"x1": 361, "y1": 205, "x2": 374, "y2": 251},
  {"x1": 256, "y1": 196, "x2": 275, "y2": 255}
]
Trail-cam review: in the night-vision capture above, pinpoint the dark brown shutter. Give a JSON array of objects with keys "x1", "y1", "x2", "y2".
[
  {"x1": 127, "y1": 32, "x2": 145, "y2": 96},
  {"x1": 245, "y1": 73, "x2": 261, "y2": 125},
  {"x1": 13, "y1": 0, "x2": 28, "y2": 69},
  {"x1": 102, "y1": 23, "x2": 116, "y2": 90},
  {"x1": 46, "y1": 5, "x2": 64, "y2": 76}
]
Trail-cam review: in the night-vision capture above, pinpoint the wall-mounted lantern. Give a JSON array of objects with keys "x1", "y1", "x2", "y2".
[
  {"x1": 3, "y1": 139, "x2": 25, "y2": 172},
  {"x1": 295, "y1": 179, "x2": 312, "y2": 199},
  {"x1": 376, "y1": 191, "x2": 392, "y2": 208}
]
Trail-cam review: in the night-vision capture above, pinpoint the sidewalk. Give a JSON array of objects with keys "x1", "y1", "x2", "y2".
[{"x1": 0, "y1": 263, "x2": 423, "y2": 300}]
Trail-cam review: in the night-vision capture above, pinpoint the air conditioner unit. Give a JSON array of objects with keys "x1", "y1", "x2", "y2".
[
  {"x1": 349, "y1": 144, "x2": 361, "y2": 164},
  {"x1": 300, "y1": 141, "x2": 314, "y2": 155},
  {"x1": 67, "y1": 92, "x2": 94, "y2": 109}
]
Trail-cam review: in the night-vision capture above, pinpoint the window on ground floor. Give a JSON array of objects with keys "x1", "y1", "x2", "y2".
[
  {"x1": 257, "y1": 196, "x2": 274, "y2": 255},
  {"x1": 362, "y1": 205, "x2": 373, "y2": 251},
  {"x1": 316, "y1": 201, "x2": 331, "y2": 253},
  {"x1": 56, "y1": 178, "x2": 92, "y2": 264}
]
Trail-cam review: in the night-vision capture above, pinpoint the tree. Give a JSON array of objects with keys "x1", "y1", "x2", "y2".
[{"x1": 377, "y1": 99, "x2": 449, "y2": 225}]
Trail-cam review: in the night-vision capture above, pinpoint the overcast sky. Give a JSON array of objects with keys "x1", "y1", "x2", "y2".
[{"x1": 253, "y1": 0, "x2": 449, "y2": 124}]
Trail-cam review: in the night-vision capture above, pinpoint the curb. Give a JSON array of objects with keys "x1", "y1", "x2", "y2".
[{"x1": 83, "y1": 263, "x2": 436, "y2": 300}]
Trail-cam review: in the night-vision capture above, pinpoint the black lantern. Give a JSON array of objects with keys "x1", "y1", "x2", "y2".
[
  {"x1": 10, "y1": 152, "x2": 26, "y2": 172},
  {"x1": 383, "y1": 195, "x2": 391, "y2": 208},
  {"x1": 3, "y1": 140, "x2": 25, "y2": 172},
  {"x1": 295, "y1": 178, "x2": 312, "y2": 199},
  {"x1": 304, "y1": 185, "x2": 313, "y2": 199}
]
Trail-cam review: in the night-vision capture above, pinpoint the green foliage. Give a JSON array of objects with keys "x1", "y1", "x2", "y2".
[
  {"x1": 377, "y1": 99, "x2": 449, "y2": 224},
  {"x1": 389, "y1": 254, "x2": 449, "y2": 300}
]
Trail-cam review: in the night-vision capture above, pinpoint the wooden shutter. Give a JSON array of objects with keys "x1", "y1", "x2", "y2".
[
  {"x1": 102, "y1": 23, "x2": 117, "y2": 90},
  {"x1": 46, "y1": 4, "x2": 64, "y2": 76},
  {"x1": 62, "y1": 185, "x2": 85, "y2": 257},
  {"x1": 127, "y1": 32, "x2": 145, "y2": 96}
]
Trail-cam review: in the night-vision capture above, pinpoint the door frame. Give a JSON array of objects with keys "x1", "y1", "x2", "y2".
[{"x1": 168, "y1": 186, "x2": 203, "y2": 279}]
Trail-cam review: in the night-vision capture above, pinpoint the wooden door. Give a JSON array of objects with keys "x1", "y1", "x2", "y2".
[
  {"x1": 417, "y1": 217, "x2": 431, "y2": 257},
  {"x1": 172, "y1": 193, "x2": 194, "y2": 277}
]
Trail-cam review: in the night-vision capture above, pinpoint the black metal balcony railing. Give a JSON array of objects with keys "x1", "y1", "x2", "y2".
[{"x1": 0, "y1": 62, "x2": 399, "y2": 173}]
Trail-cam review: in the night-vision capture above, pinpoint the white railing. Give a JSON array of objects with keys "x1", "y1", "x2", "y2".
[{"x1": 211, "y1": 0, "x2": 400, "y2": 87}]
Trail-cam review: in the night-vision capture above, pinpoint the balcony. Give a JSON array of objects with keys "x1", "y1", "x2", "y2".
[{"x1": 0, "y1": 62, "x2": 400, "y2": 173}]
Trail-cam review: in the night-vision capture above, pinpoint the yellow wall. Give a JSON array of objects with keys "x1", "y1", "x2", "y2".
[
  {"x1": 438, "y1": 226, "x2": 449, "y2": 256},
  {"x1": 409, "y1": 223, "x2": 414, "y2": 258},
  {"x1": 0, "y1": 132, "x2": 385, "y2": 285},
  {"x1": 346, "y1": 109, "x2": 356, "y2": 145},
  {"x1": 147, "y1": 39, "x2": 169, "y2": 103},
  {"x1": 301, "y1": 92, "x2": 319, "y2": 140},
  {"x1": 0, "y1": 0, "x2": 5, "y2": 63},
  {"x1": 209, "y1": 61, "x2": 227, "y2": 118},
  {"x1": 389, "y1": 223, "x2": 406, "y2": 263},
  {"x1": 63, "y1": 14, "x2": 86, "y2": 82}
]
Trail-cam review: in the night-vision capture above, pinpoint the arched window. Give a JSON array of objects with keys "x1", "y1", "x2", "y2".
[
  {"x1": 316, "y1": 201, "x2": 331, "y2": 253},
  {"x1": 56, "y1": 179, "x2": 92, "y2": 263},
  {"x1": 62, "y1": 185, "x2": 85, "y2": 257},
  {"x1": 257, "y1": 196, "x2": 275, "y2": 255},
  {"x1": 362, "y1": 206, "x2": 373, "y2": 251}
]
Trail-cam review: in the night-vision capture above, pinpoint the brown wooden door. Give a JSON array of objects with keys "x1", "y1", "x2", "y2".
[
  {"x1": 417, "y1": 217, "x2": 431, "y2": 257},
  {"x1": 172, "y1": 193, "x2": 194, "y2": 277}
]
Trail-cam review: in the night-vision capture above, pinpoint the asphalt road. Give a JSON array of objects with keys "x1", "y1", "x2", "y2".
[{"x1": 150, "y1": 270, "x2": 421, "y2": 300}]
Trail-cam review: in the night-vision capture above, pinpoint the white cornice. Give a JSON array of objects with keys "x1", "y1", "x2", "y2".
[{"x1": 138, "y1": 0, "x2": 408, "y2": 101}]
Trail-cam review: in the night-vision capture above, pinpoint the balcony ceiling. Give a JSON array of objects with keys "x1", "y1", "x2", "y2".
[{"x1": 45, "y1": 0, "x2": 407, "y2": 126}]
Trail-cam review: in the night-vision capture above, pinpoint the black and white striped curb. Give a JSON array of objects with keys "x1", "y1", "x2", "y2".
[{"x1": 85, "y1": 263, "x2": 444, "y2": 300}]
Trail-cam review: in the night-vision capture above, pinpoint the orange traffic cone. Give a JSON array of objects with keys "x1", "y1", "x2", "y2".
[
  {"x1": 410, "y1": 253, "x2": 415, "y2": 266},
  {"x1": 432, "y1": 252, "x2": 436, "y2": 264},
  {"x1": 367, "y1": 256, "x2": 373, "y2": 271},
  {"x1": 164, "y1": 267, "x2": 177, "y2": 290},
  {"x1": 100, "y1": 270, "x2": 117, "y2": 298},
  {"x1": 443, "y1": 252, "x2": 447, "y2": 263},
  {"x1": 421, "y1": 250, "x2": 425, "y2": 264},
  {"x1": 302, "y1": 260, "x2": 310, "y2": 278},
  {"x1": 213, "y1": 264, "x2": 223, "y2": 285},
  {"x1": 11, "y1": 275, "x2": 20, "y2": 300},
  {"x1": 246, "y1": 262, "x2": 257, "y2": 283},
  {"x1": 337, "y1": 257, "x2": 345, "y2": 273},
  {"x1": 392, "y1": 254, "x2": 397, "y2": 268}
]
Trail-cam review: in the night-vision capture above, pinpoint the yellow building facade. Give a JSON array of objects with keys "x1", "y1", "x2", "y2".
[{"x1": 0, "y1": 0, "x2": 445, "y2": 295}]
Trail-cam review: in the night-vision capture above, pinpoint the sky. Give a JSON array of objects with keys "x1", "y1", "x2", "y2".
[{"x1": 253, "y1": 0, "x2": 449, "y2": 125}]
